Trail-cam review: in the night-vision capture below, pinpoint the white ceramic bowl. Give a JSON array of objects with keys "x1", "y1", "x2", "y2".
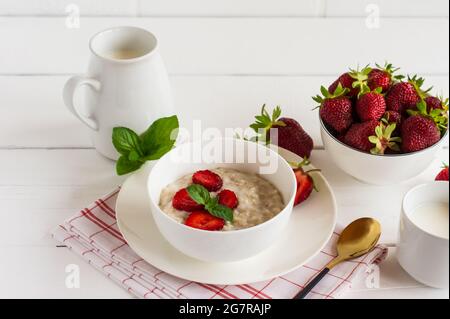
[
  {"x1": 320, "y1": 117, "x2": 449, "y2": 185},
  {"x1": 147, "y1": 138, "x2": 297, "y2": 263}
]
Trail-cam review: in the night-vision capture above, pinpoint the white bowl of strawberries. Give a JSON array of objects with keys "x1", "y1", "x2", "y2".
[
  {"x1": 147, "y1": 138, "x2": 297, "y2": 262},
  {"x1": 315, "y1": 63, "x2": 449, "y2": 185}
]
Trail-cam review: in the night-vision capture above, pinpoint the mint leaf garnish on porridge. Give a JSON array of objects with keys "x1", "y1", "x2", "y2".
[
  {"x1": 187, "y1": 184, "x2": 234, "y2": 222},
  {"x1": 112, "y1": 115, "x2": 179, "y2": 175},
  {"x1": 186, "y1": 184, "x2": 211, "y2": 205},
  {"x1": 208, "y1": 201, "x2": 234, "y2": 222}
]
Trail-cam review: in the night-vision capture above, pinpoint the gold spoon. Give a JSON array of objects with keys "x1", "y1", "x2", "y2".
[{"x1": 294, "y1": 217, "x2": 381, "y2": 299}]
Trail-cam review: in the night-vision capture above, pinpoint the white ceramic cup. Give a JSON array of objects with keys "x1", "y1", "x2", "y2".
[
  {"x1": 63, "y1": 26, "x2": 173, "y2": 160},
  {"x1": 396, "y1": 182, "x2": 449, "y2": 288},
  {"x1": 147, "y1": 138, "x2": 297, "y2": 262}
]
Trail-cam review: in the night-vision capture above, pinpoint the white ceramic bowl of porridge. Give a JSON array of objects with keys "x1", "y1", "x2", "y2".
[{"x1": 147, "y1": 138, "x2": 297, "y2": 262}]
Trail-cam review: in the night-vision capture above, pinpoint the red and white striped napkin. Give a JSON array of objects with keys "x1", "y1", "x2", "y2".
[{"x1": 51, "y1": 188, "x2": 387, "y2": 299}]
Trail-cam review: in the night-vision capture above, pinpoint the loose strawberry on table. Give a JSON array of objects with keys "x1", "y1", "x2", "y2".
[
  {"x1": 184, "y1": 211, "x2": 225, "y2": 231},
  {"x1": 435, "y1": 164, "x2": 449, "y2": 181},
  {"x1": 192, "y1": 170, "x2": 223, "y2": 192},
  {"x1": 249, "y1": 105, "x2": 314, "y2": 159}
]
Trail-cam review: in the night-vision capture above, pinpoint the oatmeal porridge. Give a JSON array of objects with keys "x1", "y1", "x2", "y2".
[{"x1": 159, "y1": 167, "x2": 285, "y2": 231}]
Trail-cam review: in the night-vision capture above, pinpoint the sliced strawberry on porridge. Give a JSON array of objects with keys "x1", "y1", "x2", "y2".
[
  {"x1": 184, "y1": 211, "x2": 225, "y2": 231},
  {"x1": 192, "y1": 170, "x2": 223, "y2": 192},
  {"x1": 217, "y1": 189, "x2": 239, "y2": 209},
  {"x1": 172, "y1": 188, "x2": 204, "y2": 212}
]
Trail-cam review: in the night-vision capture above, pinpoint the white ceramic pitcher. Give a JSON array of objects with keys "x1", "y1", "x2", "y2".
[{"x1": 63, "y1": 26, "x2": 174, "y2": 160}]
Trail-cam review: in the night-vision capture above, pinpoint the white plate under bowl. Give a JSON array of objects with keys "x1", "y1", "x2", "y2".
[{"x1": 116, "y1": 147, "x2": 337, "y2": 285}]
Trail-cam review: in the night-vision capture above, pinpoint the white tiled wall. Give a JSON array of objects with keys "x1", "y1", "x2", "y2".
[{"x1": 0, "y1": 0, "x2": 448, "y2": 17}]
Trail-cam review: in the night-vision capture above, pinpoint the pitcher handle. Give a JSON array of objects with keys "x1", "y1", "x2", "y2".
[{"x1": 63, "y1": 75, "x2": 101, "y2": 131}]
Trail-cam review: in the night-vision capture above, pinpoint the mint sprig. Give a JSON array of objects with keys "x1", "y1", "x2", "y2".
[
  {"x1": 112, "y1": 115, "x2": 179, "y2": 175},
  {"x1": 186, "y1": 184, "x2": 211, "y2": 205},
  {"x1": 186, "y1": 184, "x2": 234, "y2": 222}
]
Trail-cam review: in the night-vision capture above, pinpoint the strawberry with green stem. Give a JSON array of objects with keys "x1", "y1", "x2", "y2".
[
  {"x1": 368, "y1": 122, "x2": 402, "y2": 155},
  {"x1": 407, "y1": 99, "x2": 448, "y2": 135},
  {"x1": 356, "y1": 87, "x2": 387, "y2": 122},
  {"x1": 386, "y1": 75, "x2": 432, "y2": 114},
  {"x1": 409, "y1": 75, "x2": 433, "y2": 98},
  {"x1": 383, "y1": 111, "x2": 402, "y2": 127},
  {"x1": 343, "y1": 120, "x2": 400, "y2": 154},
  {"x1": 424, "y1": 96, "x2": 449, "y2": 127},
  {"x1": 314, "y1": 83, "x2": 353, "y2": 134},
  {"x1": 249, "y1": 105, "x2": 285, "y2": 143},
  {"x1": 250, "y1": 105, "x2": 314, "y2": 158},
  {"x1": 402, "y1": 100, "x2": 443, "y2": 153},
  {"x1": 425, "y1": 95, "x2": 449, "y2": 112},
  {"x1": 289, "y1": 157, "x2": 321, "y2": 206},
  {"x1": 328, "y1": 65, "x2": 372, "y2": 98},
  {"x1": 368, "y1": 62, "x2": 404, "y2": 92},
  {"x1": 382, "y1": 110, "x2": 403, "y2": 135}
]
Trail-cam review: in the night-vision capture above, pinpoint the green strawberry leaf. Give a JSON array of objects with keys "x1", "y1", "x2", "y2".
[
  {"x1": 272, "y1": 106, "x2": 282, "y2": 122},
  {"x1": 368, "y1": 136, "x2": 379, "y2": 144},
  {"x1": 384, "y1": 123, "x2": 396, "y2": 139},
  {"x1": 320, "y1": 86, "x2": 329, "y2": 97}
]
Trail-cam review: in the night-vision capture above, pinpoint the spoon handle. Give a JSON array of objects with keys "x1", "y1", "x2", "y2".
[{"x1": 293, "y1": 267, "x2": 330, "y2": 299}]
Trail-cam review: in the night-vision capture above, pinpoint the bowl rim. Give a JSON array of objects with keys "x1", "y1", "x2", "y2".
[
  {"x1": 147, "y1": 137, "x2": 297, "y2": 235},
  {"x1": 319, "y1": 114, "x2": 449, "y2": 157}
]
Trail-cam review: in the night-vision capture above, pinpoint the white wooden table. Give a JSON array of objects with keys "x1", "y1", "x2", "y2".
[{"x1": 0, "y1": 0, "x2": 449, "y2": 299}]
